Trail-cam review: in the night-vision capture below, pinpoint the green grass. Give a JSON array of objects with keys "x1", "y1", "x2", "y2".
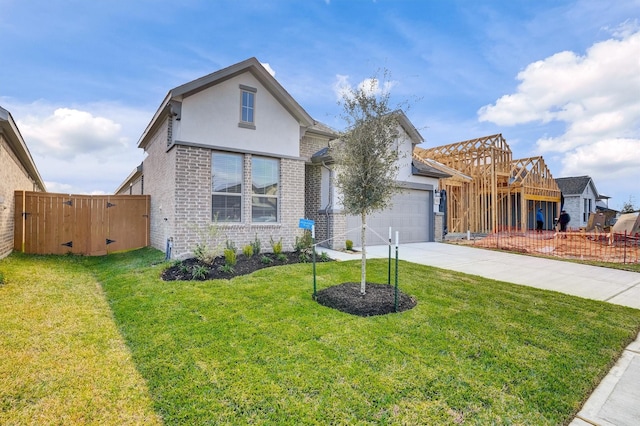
[
  {"x1": 80, "y1": 248, "x2": 640, "y2": 425},
  {"x1": 0, "y1": 252, "x2": 161, "y2": 425},
  {"x1": 1, "y1": 248, "x2": 638, "y2": 424},
  {"x1": 579, "y1": 259, "x2": 640, "y2": 272}
]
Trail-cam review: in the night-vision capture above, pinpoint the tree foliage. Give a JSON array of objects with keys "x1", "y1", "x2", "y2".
[
  {"x1": 332, "y1": 73, "x2": 404, "y2": 294},
  {"x1": 620, "y1": 197, "x2": 637, "y2": 213}
]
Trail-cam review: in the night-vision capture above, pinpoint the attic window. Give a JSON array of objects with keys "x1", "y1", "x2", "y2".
[{"x1": 239, "y1": 85, "x2": 256, "y2": 129}]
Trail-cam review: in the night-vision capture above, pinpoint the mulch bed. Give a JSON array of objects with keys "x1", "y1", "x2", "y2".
[
  {"x1": 162, "y1": 251, "x2": 327, "y2": 281},
  {"x1": 163, "y1": 253, "x2": 417, "y2": 317},
  {"x1": 315, "y1": 282, "x2": 417, "y2": 317}
]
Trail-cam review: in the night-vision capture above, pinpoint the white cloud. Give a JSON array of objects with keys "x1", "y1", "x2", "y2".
[
  {"x1": 261, "y1": 62, "x2": 276, "y2": 77},
  {"x1": 2, "y1": 99, "x2": 149, "y2": 194},
  {"x1": 332, "y1": 74, "x2": 398, "y2": 101},
  {"x1": 477, "y1": 29, "x2": 640, "y2": 189},
  {"x1": 19, "y1": 108, "x2": 127, "y2": 160},
  {"x1": 332, "y1": 74, "x2": 352, "y2": 101},
  {"x1": 561, "y1": 138, "x2": 640, "y2": 178},
  {"x1": 478, "y1": 31, "x2": 640, "y2": 128},
  {"x1": 604, "y1": 18, "x2": 640, "y2": 38}
]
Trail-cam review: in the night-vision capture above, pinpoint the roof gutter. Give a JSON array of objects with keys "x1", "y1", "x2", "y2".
[{"x1": 0, "y1": 106, "x2": 46, "y2": 191}]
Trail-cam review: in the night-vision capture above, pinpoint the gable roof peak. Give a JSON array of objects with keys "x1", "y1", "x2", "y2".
[
  {"x1": 138, "y1": 57, "x2": 314, "y2": 149},
  {"x1": 555, "y1": 175, "x2": 597, "y2": 196}
]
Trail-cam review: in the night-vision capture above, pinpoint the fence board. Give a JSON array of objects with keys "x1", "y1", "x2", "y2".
[{"x1": 14, "y1": 191, "x2": 150, "y2": 256}]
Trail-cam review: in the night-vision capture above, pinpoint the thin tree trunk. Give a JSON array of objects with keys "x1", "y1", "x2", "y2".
[{"x1": 361, "y1": 212, "x2": 367, "y2": 295}]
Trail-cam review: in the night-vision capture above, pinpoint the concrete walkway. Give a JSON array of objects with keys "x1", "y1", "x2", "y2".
[{"x1": 320, "y1": 242, "x2": 640, "y2": 426}]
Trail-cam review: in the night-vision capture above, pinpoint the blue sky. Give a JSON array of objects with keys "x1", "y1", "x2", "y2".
[{"x1": 1, "y1": 0, "x2": 639, "y2": 210}]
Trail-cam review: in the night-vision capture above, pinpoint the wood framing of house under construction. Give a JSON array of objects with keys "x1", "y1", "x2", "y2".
[{"x1": 414, "y1": 134, "x2": 561, "y2": 234}]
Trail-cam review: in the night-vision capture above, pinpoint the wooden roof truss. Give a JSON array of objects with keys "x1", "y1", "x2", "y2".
[{"x1": 415, "y1": 134, "x2": 561, "y2": 233}]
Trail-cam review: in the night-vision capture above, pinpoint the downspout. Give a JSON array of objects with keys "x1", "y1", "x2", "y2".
[{"x1": 321, "y1": 162, "x2": 333, "y2": 248}]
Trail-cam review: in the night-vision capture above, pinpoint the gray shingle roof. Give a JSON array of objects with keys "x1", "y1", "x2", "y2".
[
  {"x1": 412, "y1": 161, "x2": 452, "y2": 179},
  {"x1": 555, "y1": 176, "x2": 592, "y2": 195}
]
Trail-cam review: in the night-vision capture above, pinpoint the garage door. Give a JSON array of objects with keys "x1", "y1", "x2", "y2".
[{"x1": 346, "y1": 189, "x2": 431, "y2": 247}]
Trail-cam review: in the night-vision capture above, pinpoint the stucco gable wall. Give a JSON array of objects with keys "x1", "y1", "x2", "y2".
[
  {"x1": 177, "y1": 73, "x2": 301, "y2": 158},
  {"x1": 395, "y1": 125, "x2": 438, "y2": 189}
]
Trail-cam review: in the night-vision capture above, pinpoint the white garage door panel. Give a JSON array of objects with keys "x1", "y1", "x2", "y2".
[{"x1": 346, "y1": 189, "x2": 430, "y2": 246}]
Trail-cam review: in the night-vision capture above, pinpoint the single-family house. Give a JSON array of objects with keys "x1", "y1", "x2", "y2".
[
  {"x1": 116, "y1": 58, "x2": 445, "y2": 258},
  {"x1": 309, "y1": 111, "x2": 449, "y2": 247},
  {"x1": 555, "y1": 176, "x2": 606, "y2": 229},
  {"x1": 0, "y1": 106, "x2": 46, "y2": 258}
]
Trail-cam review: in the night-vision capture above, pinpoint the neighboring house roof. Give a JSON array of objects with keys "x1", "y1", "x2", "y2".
[
  {"x1": 138, "y1": 57, "x2": 315, "y2": 149},
  {"x1": 311, "y1": 146, "x2": 449, "y2": 180},
  {"x1": 307, "y1": 121, "x2": 339, "y2": 139},
  {"x1": 411, "y1": 160, "x2": 452, "y2": 179},
  {"x1": 394, "y1": 110, "x2": 424, "y2": 145},
  {"x1": 310, "y1": 146, "x2": 331, "y2": 164},
  {"x1": 412, "y1": 150, "x2": 473, "y2": 182},
  {"x1": 0, "y1": 106, "x2": 46, "y2": 191},
  {"x1": 310, "y1": 110, "x2": 425, "y2": 165},
  {"x1": 114, "y1": 162, "x2": 143, "y2": 194},
  {"x1": 555, "y1": 176, "x2": 599, "y2": 197}
]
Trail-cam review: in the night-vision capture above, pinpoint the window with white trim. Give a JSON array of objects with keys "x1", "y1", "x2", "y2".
[
  {"x1": 212, "y1": 152, "x2": 243, "y2": 222},
  {"x1": 239, "y1": 85, "x2": 256, "y2": 128},
  {"x1": 251, "y1": 157, "x2": 278, "y2": 222}
]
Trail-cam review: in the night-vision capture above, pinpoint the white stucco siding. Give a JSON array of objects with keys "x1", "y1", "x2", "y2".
[
  {"x1": 178, "y1": 73, "x2": 301, "y2": 157},
  {"x1": 395, "y1": 129, "x2": 415, "y2": 182}
]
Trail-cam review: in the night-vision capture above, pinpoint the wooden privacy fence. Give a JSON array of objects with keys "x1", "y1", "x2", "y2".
[{"x1": 14, "y1": 191, "x2": 150, "y2": 256}]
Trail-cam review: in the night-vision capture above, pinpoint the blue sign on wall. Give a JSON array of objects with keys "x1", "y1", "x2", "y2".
[{"x1": 299, "y1": 218, "x2": 315, "y2": 230}]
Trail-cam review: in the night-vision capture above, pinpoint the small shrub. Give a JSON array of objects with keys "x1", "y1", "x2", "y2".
[
  {"x1": 179, "y1": 263, "x2": 190, "y2": 274},
  {"x1": 242, "y1": 245, "x2": 254, "y2": 258},
  {"x1": 250, "y1": 234, "x2": 261, "y2": 256},
  {"x1": 261, "y1": 255, "x2": 273, "y2": 265},
  {"x1": 191, "y1": 223, "x2": 221, "y2": 265},
  {"x1": 269, "y1": 236, "x2": 283, "y2": 255},
  {"x1": 319, "y1": 251, "x2": 330, "y2": 262},
  {"x1": 224, "y1": 248, "x2": 237, "y2": 267},
  {"x1": 294, "y1": 231, "x2": 313, "y2": 253},
  {"x1": 191, "y1": 264, "x2": 208, "y2": 280},
  {"x1": 345, "y1": 240, "x2": 353, "y2": 251},
  {"x1": 225, "y1": 240, "x2": 237, "y2": 253},
  {"x1": 276, "y1": 253, "x2": 287, "y2": 262},
  {"x1": 218, "y1": 264, "x2": 235, "y2": 274},
  {"x1": 0, "y1": 272, "x2": 4, "y2": 285},
  {"x1": 194, "y1": 244, "x2": 216, "y2": 265},
  {"x1": 298, "y1": 252, "x2": 310, "y2": 263}
]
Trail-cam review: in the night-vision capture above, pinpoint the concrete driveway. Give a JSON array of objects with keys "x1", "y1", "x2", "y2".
[{"x1": 324, "y1": 242, "x2": 640, "y2": 309}]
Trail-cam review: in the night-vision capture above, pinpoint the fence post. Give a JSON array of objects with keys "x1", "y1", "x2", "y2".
[
  {"x1": 21, "y1": 190, "x2": 26, "y2": 253},
  {"x1": 624, "y1": 230, "x2": 627, "y2": 264}
]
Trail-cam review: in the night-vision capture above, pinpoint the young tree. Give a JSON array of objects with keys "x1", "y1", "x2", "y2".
[
  {"x1": 621, "y1": 197, "x2": 637, "y2": 213},
  {"x1": 332, "y1": 75, "x2": 403, "y2": 295}
]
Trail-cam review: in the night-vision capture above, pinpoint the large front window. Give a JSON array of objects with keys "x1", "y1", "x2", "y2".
[
  {"x1": 212, "y1": 152, "x2": 243, "y2": 222},
  {"x1": 252, "y1": 157, "x2": 278, "y2": 222}
]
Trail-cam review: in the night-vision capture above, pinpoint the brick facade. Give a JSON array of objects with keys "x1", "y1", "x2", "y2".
[
  {"x1": 434, "y1": 212, "x2": 445, "y2": 242},
  {"x1": 0, "y1": 129, "x2": 44, "y2": 258},
  {"x1": 300, "y1": 134, "x2": 329, "y2": 160},
  {"x1": 144, "y1": 142, "x2": 308, "y2": 259},
  {"x1": 142, "y1": 118, "x2": 177, "y2": 253}
]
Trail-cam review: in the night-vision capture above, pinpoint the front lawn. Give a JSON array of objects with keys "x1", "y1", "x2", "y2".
[
  {"x1": 84, "y1": 248, "x2": 640, "y2": 425},
  {"x1": 0, "y1": 253, "x2": 161, "y2": 425}
]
